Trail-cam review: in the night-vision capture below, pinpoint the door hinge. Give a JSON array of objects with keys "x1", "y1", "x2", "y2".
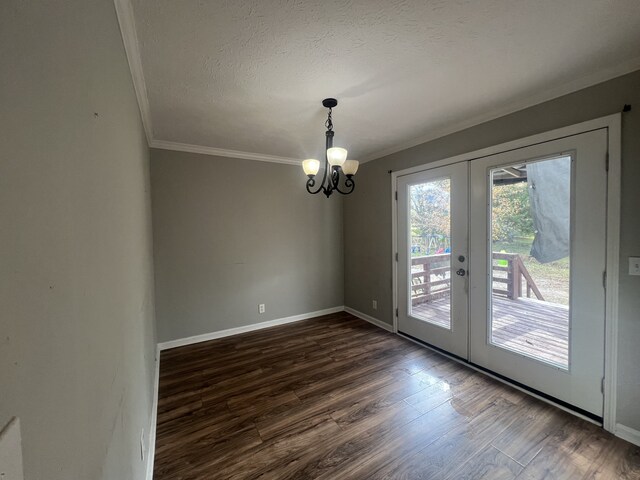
[
  {"x1": 605, "y1": 153, "x2": 609, "y2": 172},
  {"x1": 395, "y1": 191, "x2": 398, "y2": 200},
  {"x1": 395, "y1": 308, "x2": 399, "y2": 317},
  {"x1": 601, "y1": 377, "x2": 605, "y2": 394},
  {"x1": 395, "y1": 252, "x2": 398, "y2": 262},
  {"x1": 603, "y1": 270, "x2": 607, "y2": 289}
]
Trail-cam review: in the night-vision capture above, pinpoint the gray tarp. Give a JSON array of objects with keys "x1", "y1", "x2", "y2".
[{"x1": 527, "y1": 156, "x2": 571, "y2": 263}]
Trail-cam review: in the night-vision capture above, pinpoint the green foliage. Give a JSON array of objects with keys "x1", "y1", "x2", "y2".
[
  {"x1": 410, "y1": 179, "x2": 450, "y2": 237},
  {"x1": 409, "y1": 179, "x2": 534, "y2": 245},
  {"x1": 491, "y1": 182, "x2": 534, "y2": 242}
]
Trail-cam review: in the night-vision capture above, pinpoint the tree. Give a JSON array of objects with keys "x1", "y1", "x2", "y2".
[
  {"x1": 410, "y1": 180, "x2": 450, "y2": 238},
  {"x1": 491, "y1": 181, "x2": 534, "y2": 242},
  {"x1": 409, "y1": 179, "x2": 534, "y2": 246}
]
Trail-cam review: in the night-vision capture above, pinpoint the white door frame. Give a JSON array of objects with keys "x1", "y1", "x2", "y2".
[
  {"x1": 391, "y1": 113, "x2": 621, "y2": 432},
  {"x1": 396, "y1": 163, "x2": 469, "y2": 359}
]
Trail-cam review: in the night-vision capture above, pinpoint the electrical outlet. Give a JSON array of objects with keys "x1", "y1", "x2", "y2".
[
  {"x1": 372, "y1": 300, "x2": 377, "y2": 310},
  {"x1": 630, "y1": 257, "x2": 640, "y2": 276},
  {"x1": 258, "y1": 304, "x2": 266, "y2": 314},
  {"x1": 140, "y1": 429, "x2": 145, "y2": 462}
]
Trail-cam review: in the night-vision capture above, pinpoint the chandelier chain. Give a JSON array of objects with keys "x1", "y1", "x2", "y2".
[{"x1": 325, "y1": 108, "x2": 333, "y2": 131}]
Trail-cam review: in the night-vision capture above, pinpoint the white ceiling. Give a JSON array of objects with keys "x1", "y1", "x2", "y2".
[{"x1": 123, "y1": 0, "x2": 640, "y2": 163}]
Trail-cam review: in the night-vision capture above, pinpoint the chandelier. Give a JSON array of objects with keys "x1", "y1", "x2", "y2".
[{"x1": 302, "y1": 98, "x2": 359, "y2": 197}]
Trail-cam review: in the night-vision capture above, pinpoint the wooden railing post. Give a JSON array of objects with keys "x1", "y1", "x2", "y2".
[
  {"x1": 506, "y1": 255, "x2": 514, "y2": 299},
  {"x1": 517, "y1": 256, "x2": 545, "y2": 301},
  {"x1": 424, "y1": 261, "x2": 431, "y2": 297},
  {"x1": 513, "y1": 256, "x2": 521, "y2": 299}
]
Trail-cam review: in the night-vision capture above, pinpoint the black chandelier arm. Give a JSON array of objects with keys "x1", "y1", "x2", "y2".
[
  {"x1": 306, "y1": 156, "x2": 332, "y2": 195},
  {"x1": 305, "y1": 176, "x2": 321, "y2": 194},
  {"x1": 320, "y1": 163, "x2": 355, "y2": 196},
  {"x1": 306, "y1": 175, "x2": 330, "y2": 195},
  {"x1": 334, "y1": 174, "x2": 355, "y2": 195},
  {"x1": 307, "y1": 168, "x2": 354, "y2": 196},
  {"x1": 306, "y1": 129, "x2": 335, "y2": 197}
]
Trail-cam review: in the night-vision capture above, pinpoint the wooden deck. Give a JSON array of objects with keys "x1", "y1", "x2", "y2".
[{"x1": 412, "y1": 296, "x2": 569, "y2": 368}]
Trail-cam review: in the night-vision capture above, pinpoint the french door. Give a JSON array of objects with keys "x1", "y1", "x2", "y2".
[
  {"x1": 397, "y1": 162, "x2": 469, "y2": 359},
  {"x1": 396, "y1": 129, "x2": 608, "y2": 418}
]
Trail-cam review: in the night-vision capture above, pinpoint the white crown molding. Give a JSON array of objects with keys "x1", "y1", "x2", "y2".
[
  {"x1": 114, "y1": 0, "x2": 154, "y2": 144},
  {"x1": 113, "y1": 0, "x2": 302, "y2": 166},
  {"x1": 115, "y1": 0, "x2": 639, "y2": 168},
  {"x1": 149, "y1": 139, "x2": 302, "y2": 165},
  {"x1": 361, "y1": 55, "x2": 640, "y2": 163}
]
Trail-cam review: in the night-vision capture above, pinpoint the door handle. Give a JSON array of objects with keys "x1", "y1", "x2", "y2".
[{"x1": 456, "y1": 268, "x2": 466, "y2": 277}]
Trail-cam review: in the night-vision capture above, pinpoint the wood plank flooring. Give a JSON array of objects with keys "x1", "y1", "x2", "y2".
[
  {"x1": 413, "y1": 296, "x2": 569, "y2": 368},
  {"x1": 153, "y1": 312, "x2": 639, "y2": 480}
]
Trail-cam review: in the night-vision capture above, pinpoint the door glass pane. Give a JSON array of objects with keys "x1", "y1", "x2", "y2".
[
  {"x1": 489, "y1": 157, "x2": 570, "y2": 369},
  {"x1": 409, "y1": 178, "x2": 451, "y2": 329}
]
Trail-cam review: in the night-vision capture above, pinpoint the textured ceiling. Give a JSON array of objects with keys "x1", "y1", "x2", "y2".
[{"x1": 129, "y1": 0, "x2": 640, "y2": 162}]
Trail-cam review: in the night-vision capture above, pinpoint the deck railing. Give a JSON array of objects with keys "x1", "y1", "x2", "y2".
[
  {"x1": 492, "y1": 252, "x2": 544, "y2": 301},
  {"x1": 411, "y1": 252, "x2": 544, "y2": 305}
]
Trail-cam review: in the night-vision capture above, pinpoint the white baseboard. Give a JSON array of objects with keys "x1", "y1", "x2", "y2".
[
  {"x1": 0, "y1": 417, "x2": 24, "y2": 480},
  {"x1": 344, "y1": 306, "x2": 394, "y2": 332},
  {"x1": 615, "y1": 423, "x2": 640, "y2": 446},
  {"x1": 145, "y1": 345, "x2": 160, "y2": 480},
  {"x1": 157, "y1": 306, "x2": 345, "y2": 351}
]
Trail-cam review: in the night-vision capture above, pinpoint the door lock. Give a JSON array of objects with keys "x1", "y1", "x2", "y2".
[
  {"x1": 458, "y1": 255, "x2": 465, "y2": 262},
  {"x1": 456, "y1": 268, "x2": 466, "y2": 277}
]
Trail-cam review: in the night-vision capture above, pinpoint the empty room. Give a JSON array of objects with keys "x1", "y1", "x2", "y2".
[{"x1": 2, "y1": 0, "x2": 640, "y2": 479}]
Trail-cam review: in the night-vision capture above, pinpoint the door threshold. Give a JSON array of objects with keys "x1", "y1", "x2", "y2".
[{"x1": 397, "y1": 331, "x2": 603, "y2": 426}]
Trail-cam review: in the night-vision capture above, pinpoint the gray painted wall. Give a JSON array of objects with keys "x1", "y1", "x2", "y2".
[
  {"x1": 151, "y1": 149, "x2": 344, "y2": 343},
  {"x1": 344, "y1": 70, "x2": 640, "y2": 430},
  {"x1": 0, "y1": 1, "x2": 156, "y2": 479}
]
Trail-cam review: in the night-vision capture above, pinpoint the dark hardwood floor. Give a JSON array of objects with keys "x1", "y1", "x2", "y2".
[{"x1": 153, "y1": 312, "x2": 640, "y2": 479}]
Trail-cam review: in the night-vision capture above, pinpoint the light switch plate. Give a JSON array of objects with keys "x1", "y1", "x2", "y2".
[{"x1": 629, "y1": 257, "x2": 640, "y2": 276}]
